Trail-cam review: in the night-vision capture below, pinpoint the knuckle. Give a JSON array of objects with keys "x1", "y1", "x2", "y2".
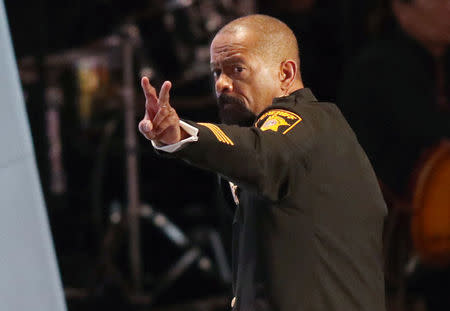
[
  {"x1": 157, "y1": 112, "x2": 166, "y2": 121},
  {"x1": 157, "y1": 120, "x2": 166, "y2": 130},
  {"x1": 164, "y1": 119, "x2": 172, "y2": 127}
]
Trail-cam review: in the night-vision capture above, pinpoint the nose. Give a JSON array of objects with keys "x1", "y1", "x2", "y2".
[{"x1": 215, "y1": 73, "x2": 233, "y2": 96}]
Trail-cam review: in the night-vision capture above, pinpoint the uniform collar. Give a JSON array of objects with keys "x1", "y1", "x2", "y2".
[
  {"x1": 254, "y1": 88, "x2": 317, "y2": 122},
  {"x1": 272, "y1": 87, "x2": 317, "y2": 105}
]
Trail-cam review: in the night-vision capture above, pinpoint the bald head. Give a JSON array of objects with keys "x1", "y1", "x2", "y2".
[
  {"x1": 210, "y1": 15, "x2": 304, "y2": 124},
  {"x1": 216, "y1": 14, "x2": 300, "y2": 67}
]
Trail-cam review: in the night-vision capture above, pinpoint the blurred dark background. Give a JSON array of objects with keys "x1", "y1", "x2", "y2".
[{"x1": 4, "y1": 0, "x2": 450, "y2": 310}]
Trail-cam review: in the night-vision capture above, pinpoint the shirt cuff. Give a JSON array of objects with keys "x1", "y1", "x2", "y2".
[{"x1": 151, "y1": 120, "x2": 199, "y2": 153}]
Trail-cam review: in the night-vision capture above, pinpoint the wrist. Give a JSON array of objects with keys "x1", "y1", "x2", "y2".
[
  {"x1": 180, "y1": 128, "x2": 190, "y2": 140},
  {"x1": 153, "y1": 128, "x2": 189, "y2": 147}
]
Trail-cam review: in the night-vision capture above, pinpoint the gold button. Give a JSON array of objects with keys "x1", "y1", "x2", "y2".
[{"x1": 231, "y1": 296, "x2": 237, "y2": 308}]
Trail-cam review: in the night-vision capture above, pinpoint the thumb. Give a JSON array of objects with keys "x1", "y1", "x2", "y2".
[{"x1": 138, "y1": 119, "x2": 154, "y2": 140}]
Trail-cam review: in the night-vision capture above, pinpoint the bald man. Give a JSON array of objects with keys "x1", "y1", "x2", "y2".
[{"x1": 139, "y1": 15, "x2": 387, "y2": 311}]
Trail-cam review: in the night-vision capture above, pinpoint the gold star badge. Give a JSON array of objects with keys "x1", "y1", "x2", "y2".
[{"x1": 255, "y1": 109, "x2": 302, "y2": 134}]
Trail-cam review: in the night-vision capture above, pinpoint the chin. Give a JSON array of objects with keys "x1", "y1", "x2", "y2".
[{"x1": 217, "y1": 94, "x2": 256, "y2": 126}]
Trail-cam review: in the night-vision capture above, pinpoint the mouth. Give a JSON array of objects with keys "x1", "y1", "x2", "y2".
[
  {"x1": 217, "y1": 94, "x2": 246, "y2": 110},
  {"x1": 217, "y1": 94, "x2": 256, "y2": 126},
  {"x1": 222, "y1": 101, "x2": 239, "y2": 110}
]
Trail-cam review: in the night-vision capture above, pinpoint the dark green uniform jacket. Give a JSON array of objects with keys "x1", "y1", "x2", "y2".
[{"x1": 164, "y1": 88, "x2": 387, "y2": 311}]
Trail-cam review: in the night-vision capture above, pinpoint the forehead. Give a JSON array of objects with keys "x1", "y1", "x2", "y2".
[{"x1": 210, "y1": 30, "x2": 260, "y2": 64}]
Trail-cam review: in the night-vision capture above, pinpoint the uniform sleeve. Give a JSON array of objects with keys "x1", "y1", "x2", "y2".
[{"x1": 162, "y1": 109, "x2": 313, "y2": 202}]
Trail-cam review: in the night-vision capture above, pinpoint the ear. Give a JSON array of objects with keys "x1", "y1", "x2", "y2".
[{"x1": 279, "y1": 60, "x2": 297, "y2": 94}]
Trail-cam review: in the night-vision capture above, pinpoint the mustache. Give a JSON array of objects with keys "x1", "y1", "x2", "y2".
[
  {"x1": 217, "y1": 94, "x2": 245, "y2": 109},
  {"x1": 217, "y1": 93, "x2": 256, "y2": 126}
]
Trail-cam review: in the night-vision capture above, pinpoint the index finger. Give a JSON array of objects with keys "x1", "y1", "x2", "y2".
[
  {"x1": 141, "y1": 76, "x2": 158, "y2": 101},
  {"x1": 141, "y1": 76, "x2": 159, "y2": 119}
]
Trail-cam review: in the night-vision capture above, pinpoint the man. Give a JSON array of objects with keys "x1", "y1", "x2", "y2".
[{"x1": 139, "y1": 15, "x2": 387, "y2": 311}]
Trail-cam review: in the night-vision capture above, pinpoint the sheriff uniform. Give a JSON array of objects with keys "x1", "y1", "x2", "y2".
[{"x1": 157, "y1": 88, "x2": 387, "y2": 311}]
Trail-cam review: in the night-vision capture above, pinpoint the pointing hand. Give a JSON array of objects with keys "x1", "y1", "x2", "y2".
[{"x1": 138, "y1": 77, "x2": 186, "y2": 145}]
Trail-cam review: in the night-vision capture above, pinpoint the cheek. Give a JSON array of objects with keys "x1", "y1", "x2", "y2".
[
  {"x1": 236, "y1": 68, "x2": 279, "y2": 113},
  {"x1": 248, "y1": 86, "x2": 275, "y2": 114},
  {"x1": 255, "y1": 70, "x2": 279, "y2": 99}
]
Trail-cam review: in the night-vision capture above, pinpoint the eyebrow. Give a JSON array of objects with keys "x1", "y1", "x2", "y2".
[{"x1": 210, "y1": 56, "x2": 245, "y2": 68}]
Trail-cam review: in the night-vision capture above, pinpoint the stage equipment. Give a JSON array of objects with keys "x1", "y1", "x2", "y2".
[
  {"x1": 381, "y1": 139, "x2": 450, "y2": 311},
  {"x1": 411, "y1": 139, "x2": 450, "y2": 267},
  {"x1": 99, "y1": 202, "x2": 231, "y2": 306}
]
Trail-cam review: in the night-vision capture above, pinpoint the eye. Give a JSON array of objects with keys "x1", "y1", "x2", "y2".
[
  {"x1": 212, "y1": 69, "x2": 221, "y2": 79},
  {"x1": 233, "y1": 66, "x2": 244, "y2": 74}
]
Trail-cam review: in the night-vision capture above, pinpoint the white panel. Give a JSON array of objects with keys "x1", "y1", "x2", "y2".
[
  {"x1": 0, "y1": 160, "x2": 66, "y2": 311},
  {"x1": 0, "y1": 1, "x2": 67, "y2": 310},
  {"x1": 0, "y1": 5, "x2": 33, "y2": 168}
]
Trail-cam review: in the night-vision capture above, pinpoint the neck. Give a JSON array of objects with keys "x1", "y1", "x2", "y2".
[{"x1": 286, "y1": 80, "x2": 304, "y2": 95}]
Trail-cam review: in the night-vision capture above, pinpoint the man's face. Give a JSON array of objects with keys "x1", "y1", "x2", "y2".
[{"x1": 210, "y1": 28, "x2": 280, "y2": 126}]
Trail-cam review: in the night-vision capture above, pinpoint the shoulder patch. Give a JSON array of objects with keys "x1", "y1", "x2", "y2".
[
  {"x1": 255, "y1": 109, "x2": 302, "y2": 134},
  {"x1": 198, "y1": 122, "x2": 234, "y2": 146}
]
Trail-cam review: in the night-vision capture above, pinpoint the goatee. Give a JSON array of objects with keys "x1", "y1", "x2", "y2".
[{"x1": 217, "y1": 94, "x2": 256, "y2": 127}]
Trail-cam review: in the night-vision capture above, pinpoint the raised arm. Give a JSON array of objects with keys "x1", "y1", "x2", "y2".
[{"x1": 138, "y1": 78, "x2": 312, "y2": 201}]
